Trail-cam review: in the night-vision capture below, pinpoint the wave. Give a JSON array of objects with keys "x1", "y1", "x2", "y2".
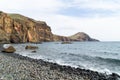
[
  {"x1": 66, "y1": 53, "x2": 120, "y2": 64},
  {"x1": 96, "y1": 57, "x2": 120, "y2": 65},
  {"x1": 54, "y1": 54, "x2": 118, "y2": 75}
]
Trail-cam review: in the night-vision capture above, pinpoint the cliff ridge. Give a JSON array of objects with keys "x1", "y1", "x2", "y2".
[
  {"x1": 0, "y1": 11, "x2": 53, "y2": 43},
  {"x1": 0, "y1": 11, "x2": 99, "y2": 43}
]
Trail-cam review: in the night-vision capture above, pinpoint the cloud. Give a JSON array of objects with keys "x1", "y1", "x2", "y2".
[
  {"x1": 71, "y1": 0, "x2": 120, "y2": 10},
  {"x1": 44, "y1": 14, "x2": 120, "y2": 41},
  {"x1": 0, "y1": 0, "x2": 64, "y2": 13},
  {"x1": 58, "y1": 0, "x2": 120, "y2": 18}
]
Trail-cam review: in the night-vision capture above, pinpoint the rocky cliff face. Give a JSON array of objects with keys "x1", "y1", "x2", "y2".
[
  {"x1": 53, "y1": 34, "x2": 71, "y2": 41},
  {"x1": 0, "y1": 11, "x2": 53, "y2": 43},
  {"x1": 53, "y1": 32, "x2": 99, "y2": 42},
  {"x1": 0, "y1": 11, "x2": 99, "y2": 43},
  {"x1": 69, "y1": 32, "x2": 99, "y2": 41}
]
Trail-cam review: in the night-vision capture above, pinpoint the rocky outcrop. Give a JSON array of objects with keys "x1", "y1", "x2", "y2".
[
  {"x1": 25, "y1": 45, "x2": 38, "y2": 50},
  {"x1": 69, "y1": 32, "x2": 99, "y2": 41},
  {"x1": 0, "y1": 11, "x2": 53, "y2": 43},
  {"x1": 2, "y1": 46, "x2": 16, "y2": 53},
  {"x1": 0, "y1": 11, "x2": 99, "y2": 43},
  {"x1": 53, "y1": 32, "x2": 99, "y2": 42},
  {"x1": 0, "y1": 29, "x2": 10, "y2": 43},
  {"x1": 53, "y1": 34, "x2": 71, "y2": 41}
]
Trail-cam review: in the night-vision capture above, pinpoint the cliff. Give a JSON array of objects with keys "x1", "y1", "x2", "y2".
[
  {"x1": 0, "y1": 11, "x2": 99, "y2": 43},
  {"x1": 53, "y1": 32, "x2": 99, "y2": 42},
  {"x1": 69, "y1": 32, "x2": 99, "y2": 41},
  {"x1": 53, "y1": 34, "x2": 71, "y2": 41},
  {"x1": 0, "y1": 11, "x2": 53, "y2": 43}
]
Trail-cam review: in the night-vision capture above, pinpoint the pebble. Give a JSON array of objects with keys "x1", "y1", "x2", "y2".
[{"x1": 0, "y1": 52, "x2": 119, "y2": 80}]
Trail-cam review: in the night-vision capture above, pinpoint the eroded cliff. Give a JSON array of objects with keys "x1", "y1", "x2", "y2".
[
  {"x1": 0, "y1": 11, "x2": 99, "y2": 43},
  {"x1": 69, "y1": 32, "x2": 99, "y2": 41},
  {"x1": 53, "y1": 32, "x2": 99, "y2": 42},
  {"x1": 0, "y1": 11, "x2": 53, "y2": 43}
]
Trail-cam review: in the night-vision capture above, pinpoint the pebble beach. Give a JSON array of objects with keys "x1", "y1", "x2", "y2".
[{"x1": 0, "y1": 52, "x2": 119, "y2": 80}]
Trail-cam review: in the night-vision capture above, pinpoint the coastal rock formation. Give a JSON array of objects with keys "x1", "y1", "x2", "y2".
[
  {"x1": 2, "y1": 46, "x2": 16, "y2": 53},
  {"x1": 0, "y1": 29, "x2": 10, "y2": 43},
  {"x1": 0, "y1": 11, "x2": 53, "y2": 43},
  {"x1": 69, "y1": 32, "x2": 99, "y2": 41},
  {"x1": 53, "y1": 34, "x2": 71, "y2": 41},
  {"x1": 53, "y1": 32, "x2": 99, "y2": 42},
  {"x1": 0, "y1": 11, "x2": 99, "y2": 43},
  {"x1": 25, "y1": 45, "x2": 38, "y2": 50}
]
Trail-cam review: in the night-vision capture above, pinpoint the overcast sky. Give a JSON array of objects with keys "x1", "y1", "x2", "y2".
[{"x1": 0, "y1": 0, "x2": 120, "y2": 41}]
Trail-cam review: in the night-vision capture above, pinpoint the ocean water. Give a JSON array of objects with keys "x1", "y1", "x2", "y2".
[{"x1": 12, "y1": 42, "x2": 120, "y2": 75}]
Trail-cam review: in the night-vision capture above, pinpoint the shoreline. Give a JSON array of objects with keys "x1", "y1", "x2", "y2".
[{"x1": 0, "y1": 52, "x2": 120, "y2": 80}]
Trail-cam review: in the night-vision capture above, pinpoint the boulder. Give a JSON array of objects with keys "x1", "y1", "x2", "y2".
[
  {"x1": 61, "y1": 41, "x2": 72, "y2": 44},
  {"x1": 2, "y1": 46, "x2": 16, "y2": 53},
  {"x1": 25, "y1": 45, "x2": 38, "y2": 50},
  {"x1": 31, "y1": 50, "x2": 37, "y2": 53}
]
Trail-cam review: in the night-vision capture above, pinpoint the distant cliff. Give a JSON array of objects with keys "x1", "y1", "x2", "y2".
[
  {"x1": 53, "y1": 32, "x2": 99, "y2": 42},
  {"x1": 0, "y1": 11, "x2": 99, "y2": 43},
  {"x1": 69, "y1": 32, "x2": 99, "y2": 41},
  {"x1": 0, "y1": 11, "x2": 53, "y2": 43},
  {"x1": 53, "y1": 35, "x2": 71, "y2": 42}
]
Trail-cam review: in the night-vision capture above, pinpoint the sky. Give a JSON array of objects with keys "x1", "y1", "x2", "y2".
[{"x1": 0, "y1": 0, "x2": 120, "y2": 41}]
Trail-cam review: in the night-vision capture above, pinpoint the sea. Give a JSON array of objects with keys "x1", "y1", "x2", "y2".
[{"x1": 9, "y1": 42, "x2": 120, "y2": 75}]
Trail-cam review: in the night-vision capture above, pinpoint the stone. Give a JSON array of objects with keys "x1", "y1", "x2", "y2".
[
  {"x1": 25, "y1": 45, "x2": 38, "y2": 50},
  {"x1": 2, "y1": 46, "x2": 16, "y2": 53},
  {"x1": 61, "y1": 41, "x2": 72, "y2": 44},
  {"x1": 31, "y1": 50, "x2": 37, "y2": 53}
]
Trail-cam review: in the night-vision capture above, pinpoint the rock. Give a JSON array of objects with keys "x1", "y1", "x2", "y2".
[
  {"x1": 0, "y1": 11, "x2": 53, "y2": 43},
  {"x1": 2, "y1": 46, "x2": 16, "y2": 53},
  {"x1": 53, "y1": 34, "x2": 72, "y2": 42},
  {"x1": 31, "y1": 50, "x2": 37, "y2": 53},
  {"x1": 69, "y1": 32, "x2": 99, "y2": 41},
  {"x1": 108, "y1": 73, "x2": 120, "y2": 80},
  {"x1": 25, "y1": 45, "x2": 38, "y2": 50},
  {"x1": 0, "y1": 11, "x2": 99, "y2": 43},
  {"x1": 61, "y1": 41, "x2": 72, "y2": 44},
  {"x1": 0, "y1": 30, "x2": 10, "y2": 43},
  {"x1": 53, "y1": 32, "x2": 99, "y2": 42}
]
